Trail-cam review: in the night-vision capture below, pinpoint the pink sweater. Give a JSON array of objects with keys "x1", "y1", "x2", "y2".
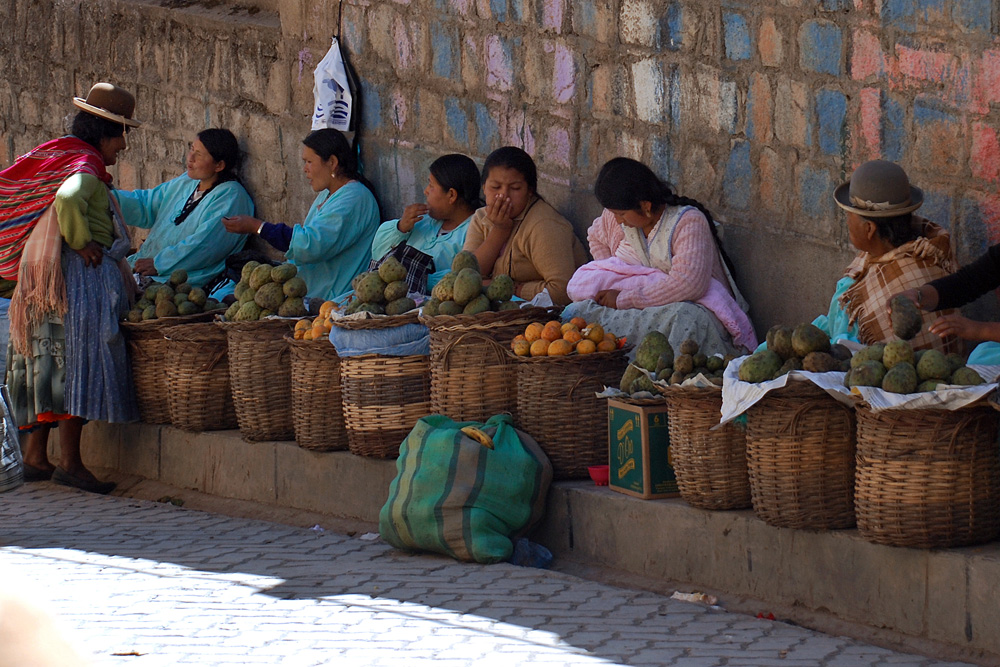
[{"x1": 586, "y1": 208, "x2": 733, "y2": 309}]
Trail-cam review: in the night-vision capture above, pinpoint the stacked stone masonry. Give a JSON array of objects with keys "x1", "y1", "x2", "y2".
[{"x1": 2, "y1": 0, "x2": 999, "y2": 331}]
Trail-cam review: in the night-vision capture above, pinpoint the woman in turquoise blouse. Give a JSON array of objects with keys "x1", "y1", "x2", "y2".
[
  {"x1": 117, "y1": 128, "x2": 254, "y2": 289},
  {"x1": 370, "y1": 153, "x2": 480, "y2": 293},
  {"x1": 223, "y1": 129, "x2": 380, "y2": 301}
]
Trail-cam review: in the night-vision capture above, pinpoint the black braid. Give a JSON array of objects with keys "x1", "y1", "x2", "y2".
[{"x1": 663, "y1": 193, "x2": 738, "y2": 279}]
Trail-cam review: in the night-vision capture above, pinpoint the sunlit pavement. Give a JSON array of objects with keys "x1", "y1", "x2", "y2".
[{"x1": 0, "y1": 483, "x2": 976, "y2": 667}]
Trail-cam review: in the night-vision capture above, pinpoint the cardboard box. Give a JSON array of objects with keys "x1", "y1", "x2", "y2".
[{"x1": 607, "y1": 398, "x2": 678, "y2": 499}]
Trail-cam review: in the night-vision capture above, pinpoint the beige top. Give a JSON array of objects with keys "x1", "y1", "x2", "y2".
[{"x1": 463, "y1": 197, "x2": 588, "y2": 306}]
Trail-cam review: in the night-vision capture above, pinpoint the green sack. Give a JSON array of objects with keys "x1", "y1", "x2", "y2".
[{"x1": 379, "y1": 413, "x2": 553, "y2": 563}]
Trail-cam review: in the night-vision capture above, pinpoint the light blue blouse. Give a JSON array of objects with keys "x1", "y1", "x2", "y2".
[
  {"x1": 117, "y1": 175, "x2": 254, "y2": 288},
  {"x1": 370, "y1": 214, "x2": 471, "y2": 291}
]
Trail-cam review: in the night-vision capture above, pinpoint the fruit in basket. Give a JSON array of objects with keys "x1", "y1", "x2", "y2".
[
  {"x1": 249, "y1": 263, "x2": 273, "y2": 290},
  {"x1": 173, "y1": 292, "x2": 189, "y2": 307},
  {"x1": 802, "y1": 351, "x2": 839, "y2": 373},
  {"x1": 224, "y1": 302, "x2": 240, "y2": 321},
  {"x1": 881, "y1": 361, "x2": 918, "y2": 393},
  {"x1": 238, "y1": 288, "x2": 256, "y2": 305},
  {"x1": 452, "y1": 268, "x2": 483, "y2": 306},
  {"x1": 126, "y1": 308, "x2": 142, "y2": 323},
  {"x1": 512, "y1": 339, "x2": 531, "y2": 356},
  {"x1": 773, "y1": 356, "x2": 803, "y2": 379},
  {"x1": 270, "y1": 263, "x2": 298, "y2": 283},
  {"x1": 541, "y1": 322, "x2": 562, "y2": 342},
  {"x1": 705, "y1": 356, "x2": 723, "y2": 372},
  {"x1": 155, "y1": 300, "x2": 178, "y2": 318},
  {"x1": 155, "y1": 284, "x2": 175, "y2": 302},
  {"x1": 355, "y1": 272, "x2": 387, "y2": 304},
  {"x1": 431, "y1": 273, "x2": 456, "y2": 302},
  {"x1": 890, "y1": 295, "x2": 923, "y2": 340},
  {"x1": 177, "y1": 301, "x2": 199, "y2": 316},
  {"x1": 738, "y1": 349, "x2": 782, "y2": 383},
  {"x1": 882, "y1": 340, "x2": 914, "y2": 369},
  {"x1": 577, "y1": 339, "x2": 597, "y2": 355},
  {"x1": 422, "y1": 297, "x2": 441, "y2": 316},
  {"x1": 851, "y1": 343, "x2": 886, "y2": 368},
  {"x1": 950, "y1": 366, "x2": 985, "y2": 385},
  {"x1": 235, "y1": 301, "x2": 262, "y2": 321},
  {"x1": 619, "y1": 365, "x2": 645, "y2": 392},
  {"x1": 829, "y1": 343, "x2": 852, "y2": 361},
  {"x1": 497, "y1": 300, "x2": 520, "y2": 311},
  {"x1": 548, "y1": 339, "x2": 573, "y2": 356},
  {"x1": 254, "y1": 282, "x2": 285, "y2": 311},
  {"x1": 241, "y1": 261, "x2": 260, "y2": 282},
  {"x1": 175, "y1": 282, "x2": 193, "y2": 295},
  {"x1": 169, "y1": 269, "x2": 188, "y2": 286},
  {"x1": 630, "y1": 374, "x2": 657, "y2": 394},
  {"x1": 386, "y1": 297, "x2": 417, "y2": 316},
  {"x1": 848, "y1": 360, "x2": 886, "y2": 387},
  {"x1": 791, "y1": 323, "x2": 830, "y2": 357},
  {"x1": 582, "y1": 323, "x2": 604, "y2": 343},
  {"x1": 358, "y1": 302, "x2": 386, "y2": 315},
  {"x1": 451, "y1": 250, "x2": 480, "y2": 273},
  {"x1": 377, "y1": 256, "x2": 407, "y2": 284},
  {"x1": 679, "y1": 338, "x2": 698, "y2": 356},
  {"x1": 384, "y1": 280, "x2": 408, "y2": 303},
  {"x1": 635, "y1": 331, "x2": 673, "y2": 372},
  {"x1": 142, "y1": 305, "x2": 157, "y2": 320},
  {"x1": 674, "y1": 354, "x2": 694, "y2": 375},
  {"x1": 278, "y1": 297, "x2": 307, "y2": 317},
  {"x1": 916, "y1": 349, "x2": 951, "y2": 381},
  {"x1": 282, "y1": 277, "x2": 307, "y2": 298},
  {"x1": 438, "y1": 300, "x2": 462, "y2": 315},
  {"x1": 530, "y1": 339, "x2": 549, "y2": 356},
  {"x1": 945, "y1": 352, "x2": 965, "y2": 374},
  {"x1": 462, "y1": 294, "x2": 490, "y2": 315},
  {"x1": 486, "y1": 274, "x2": 515, "y2": 301},
  {"x1": 187, "y1": 287, "x2": 207, "y2": 307},
  {"x1": 765, "y1": 325, "x2": 794, "y2": 359},
  {"x1": 917, "y1": 380, "x2": 942, "y2": 392}
]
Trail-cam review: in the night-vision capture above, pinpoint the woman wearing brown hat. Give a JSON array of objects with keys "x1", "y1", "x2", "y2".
[
  {"x1": 0, "y1": 82, "x2": 141, "y2": 493},
  {"x1": 814, "y1": 160, "x2": 959, "y2": 353}
]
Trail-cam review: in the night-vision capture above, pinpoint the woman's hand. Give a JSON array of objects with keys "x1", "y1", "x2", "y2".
[
  {"x1": 484, "y1": 193, "x2": 515, "y2": 233},
  {"x1": 397, "y1": 204, "x2": 429, "y2": 233},
  {"x1": 928, "y1": 313, "x2": 988, "y2": 341},
  {"x1": 222, "y1": 215, "x2": 262, "y2": 235},
  {"x1": 75, "y1": 241, "x2": 104, "y2": 268},
  {"x1": 595, "y1": 289, "x2": 620, "y2": 309},
  {"x1": 133, "y1": 258, "x2": 157, "y2": 276}
]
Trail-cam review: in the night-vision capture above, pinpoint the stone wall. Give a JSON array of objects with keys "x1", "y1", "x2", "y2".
[{"x1": 3, "y1": 0, "x2": 999, "y2": 333}]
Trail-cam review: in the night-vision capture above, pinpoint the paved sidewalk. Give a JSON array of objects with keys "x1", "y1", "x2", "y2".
[{"x1": 0, "y1": 483, "x2": 976, "y2": 667}]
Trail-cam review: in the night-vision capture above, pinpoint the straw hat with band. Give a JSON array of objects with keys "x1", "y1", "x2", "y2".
[
  {"x1": 833, "y1": 160, "x2": 922, "y2": 218},
  {"x1": 73, "y1": 82, "x2": 142, "y2": 128}
]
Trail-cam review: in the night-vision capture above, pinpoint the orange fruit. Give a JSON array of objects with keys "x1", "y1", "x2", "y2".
[
  {"x1": 563, "y1": 329, "x2": 583, "y2": 344},
  {"x1": 293, "y1": 329, "x2": 306, "y2": 340},
  {"x1": 548, "y1": 339, "x2": 573, "y2": 356},
  {"x1": 602, "y1": 332, "x2": 617, "y2": 346},
  {"x1": 511, "y1": 334, "x2": 527, "y2": 347},
  {"x1": 561, "y1": 322, "x2": 579, "y2": 334},
  {"x1": 541, "y1": 323, "x2": 562, "y2": 342},
  {"x1": 529, "y1": 339, "x2": 550, "y2": 356},
  {"x1": 597, "y1": 339, "x2": 617, "y2": 352},
  {"x1": 570, "y1": 316, "x2": 587, "y2": 329},
  {"x1": 524, "y1": 322, "x2": 544, "y2": 342},
  {"x1": 302, "y1": 329, "x2": 316, "y2": 341},
  {"x1": 319, "y1": 301, "x2": 336, "y2": 318},
  {"x1": 583, "y1": 323, "x2": 604, "y2": 343},
  {"x1": 295, "y1": 319, "x2": 311, "y2": 331},
  {"x1": 512, "y1": 340, "x2": 531, "y2": 356},
  {"x1": 576, "y1": 339, "x2": 597, "y2": 355}
]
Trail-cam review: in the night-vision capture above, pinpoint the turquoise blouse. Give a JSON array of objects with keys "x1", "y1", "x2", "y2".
[{"x1": 370, "y1": 214, "x2": 471, "y2": 291}]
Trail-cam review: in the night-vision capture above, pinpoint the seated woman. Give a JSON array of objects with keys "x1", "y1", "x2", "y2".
[
  {"x1": 223, "y1": 129, "x2": 380, "y2": 302},
  {"x1": 117, "y1": 128, "x2": 254, "y2": 289},
  {"x1": 462, "y1": 147, "x2": 587, "y2": 307},
  {"x1": 564, "y1": 158, "x2": 756, "y2": 358},
  {"x1": 821, "y1": 159, "x2": 959, "y2": 353},
  {"x1": 369, "y1": 153, "x2": 480, "y2": 294}
]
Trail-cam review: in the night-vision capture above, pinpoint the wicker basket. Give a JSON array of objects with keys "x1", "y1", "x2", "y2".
[
  {"x1": 745, "y1": 382, "x2": 856, "y2": 530},
  {"x1": 287, "y1": 337, "x2": 347, "y2": 451},
  {"x1": 662, "y1": 385, "x2": 751, "y2": 511},
  {"x1": 421, "y1": 308, "x2": 554, "y2": 423},
  {"x1": 122, "y1": 312, "x2": 216, "y2": 424},
  {"x1": 340, "y1": 353, "x2": 431, "y2": 458},
  {"x1": 162, "y1": 323, "x2": 237, "y2": 432},
  {"x1": 512, "y1": 348, "x2": 629, "y2": 479},
  {"x1": 330, "y1": 312, "x2": 420, "y2": 330},
  {"x1": 217, "y1": 319, "x2": 295, "y2": 441},
  {"x1": 855, "y1": 402, "x2": 1000, "y2": 548}
]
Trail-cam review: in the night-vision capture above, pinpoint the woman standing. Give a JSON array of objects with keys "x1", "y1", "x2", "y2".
[
  {"x1": 0, "y1": 82, "x2": 141, "y2": 493},
  {"x1": 223, "y1": 129, "x2": 380, "y2": 302},
  {"x1": 118, "y1": 128, "x2": 254, "y2": 289}
]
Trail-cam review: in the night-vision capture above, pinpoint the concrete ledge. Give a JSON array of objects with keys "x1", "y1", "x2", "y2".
[{"x1": 61, "y1": 421, "x2": 1000, "y2": 662}]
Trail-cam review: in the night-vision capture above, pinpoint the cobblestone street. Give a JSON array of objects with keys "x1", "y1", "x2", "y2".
[{"x1": 0, "y1": 483, "x2": 977, "y2": 667}]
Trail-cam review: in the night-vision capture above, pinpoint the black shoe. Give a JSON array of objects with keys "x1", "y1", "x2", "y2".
[
  {"x1": 52, "y1": 467, "x2": 116, "y2": 495},
  {"x1": 22, "y1": 463, "x2": 54, "y2": 482}
]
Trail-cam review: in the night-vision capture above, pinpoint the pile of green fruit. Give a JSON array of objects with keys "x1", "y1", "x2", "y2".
[
  {"x1": 620, "y1": 332, "x2": 735, "y2": 391},
  {"x1": 422, "y1": 251, "x2": 519, "y2": 316},
  {"x1": 341, "y1": 256, "x2": 418, "y2": 316},
  {"x1": 738, "y1": 323, "x2": 850, "y2": 383},
  {"x1": 125, "y1": 269, "x2": 226, "y2": 322},
  {"x1": 224, "y1": 261, "x2": 308, "y2": 321},
  {"x1": 845, "y1": 341, "x2": 984, "y2": 393}
]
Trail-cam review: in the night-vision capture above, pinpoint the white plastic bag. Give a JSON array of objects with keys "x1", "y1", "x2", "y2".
[{"x1": 311, "y1": 37, "x2": 354, "y2": 132}]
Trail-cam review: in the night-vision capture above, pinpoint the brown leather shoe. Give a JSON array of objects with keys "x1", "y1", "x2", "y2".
[{"x1": 52, "y1": 467, "x2": 116, "y2": 495}]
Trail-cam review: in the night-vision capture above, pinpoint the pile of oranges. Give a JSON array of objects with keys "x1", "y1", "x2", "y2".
[
  {"x1": 511, "y1": 317, "x2": 621, "y2": 357},
  {"x1": 293, "y1": 300, "x2": 337, "y2": 340}
]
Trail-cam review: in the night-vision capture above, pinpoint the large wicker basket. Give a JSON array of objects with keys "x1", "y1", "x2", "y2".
[
  {"x1": 162, "y1": 323, "x2": 237, "y2": 432},
  {"x1": 745, "y1": 382, "x2": 856, "y2": 530},
  {"x1": 661, "y1": 385, "x2": 751, "y2": 511},
  {"x1": 512, "y1": 348, "x2": 629, "y2": 479},
  {"x1": 855, "y1": 401, "x2": 1000, "y2": 548},
  {"x1": 340, "y1": 353, "x2": 431, "y2": 458},
  {"x1": 421, "y1": 308, "x2": 553, "y2": 423},
  {"x1": 122, "y1": 312, "x2": 216, "y2": 424},
  {"x1": 217, "y1": 319, "x2": 295, "y2": 441},
  {"x1": 287, "y1": 337, "x2": 347, "y2": 451}
]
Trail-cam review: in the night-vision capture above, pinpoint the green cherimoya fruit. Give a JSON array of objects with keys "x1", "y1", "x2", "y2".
[
  {"x1": 351, "y1": 271, "x2": 368, "y2": 292},
  {"x1": 204, "y1": 298, "x2": 224, "y2": 311},
  {"x1": 890, "y1": 295, "x2": 923, "y2": 340},
  {"x1": 383, "y1": 280, "x2": 408, "y2": 303},
  {"x1": 636, "y1": 331, "x2": 674, "y2": 372},
  {"x1": 386, "y1": 297, "x2": 417, "y2": 316},
  {"x1": 235, "y1": 301, "x2": 262, "y2": 321},
  {"x1": 773, "y1": 356, "x2": 803, "y2": 379},
  {"x1": 173, "y1": 292, "x2": 189, "y2": 307},
  {"x1": 249, "y1": 263, "x2": 274, "y2": 290},
  {"x1": 233, "y1": 281, "x2": 250, "y2": 300},
  {"x1": 655, "y1": 353, "x2": 673, "y2": 374},
  {"x1": 451, "y1": 250, "x2": 480, "y2": 274},
  {"x1": 254, "y1": 282, "x2": 285, "y2": 312},
  {"x1": 125, "y1": 308, "x2": 143, "y2": 323},
  {"x1": 882, "y1": 340, "x2": 914, "y2": 369},
  {"x1": 496, "y1": 300, "x2": 521, "y2": 311},
  {"x1": 829, "y1": 343, "x2": 852, "y2": 362},
  {"x1": 422, "y1": 297, "x2": 441, "y2": 316},
  {"x1": 705, "y1": 355, "x2": 724, "y2": 372},
  {"x1": 431, "y1": 273, "x2": 456, "y2": 302},
  {"x1": 135, "y1": 297, "x2": 153, "y2": 311},
  {"x1": 377, "y1": 256, "x2": 407, "y2": 284},
  {"x1": 282, "y1": 276, "x2": 307, "y2": 299},
  {"x1": 143, "y1": 283, "x2": 161, "y2": 301},
  {"x1": 259, "y1": 309, "x2": 275, "y2": 319},
  {"x1": 224, "y1": 301, "x2": 241, "y2": 321},
  {"x1": 241, "y1": 261, "x2": 261, "y2": 283},
  {"x1": 175, "y1": 282, "x2": 193, "y2": 295},
  {"x1": 851, "y1": 343, "x2": 886, "y2": 368},
  {"x1": 278, "y1": 297, "x2": 307, "y2": 318},
  {"x1": 452, "y1": 268, "x2": 483, "y2": 306},
  {"x1": 355, "y1": 272, "x2": 388, "y2": 304},
  {"x1": 673, "y1": 354, "x2": 694, "y2": 375},
  {"x1": 142, "y1": 305, "x2": 157, "y2": 321},
  {"x1": 154, "y1": 284, "x2": 175, "y2": 303},
  {"x1": 802, "y1": 351, "x2": 839, "y2": 373},
  {"x1": 270, "y1": 263, "x2": 298, "y2": 284},
  {"x1": 882, "y1": 361, "x2": 918, "y2": 394},
  {"x1": 620, "y1": 365, "x2": 645, "y2": 392},
  {"x1": 486, "y1": 274, "x2": 515, "y2": 302},
  {"x1": 917, "y1": 379, "x2": 943, "y2": 392},
  {"x1": 168, "y1": 269, "x2": 188, "y2": 287},
  {"x1": 629, "y1": 375, "x2": 657, "y2": 395},
  {"x1": 950, "y1": 366, "x2": 985, "y2": 386},
  {"x1": 765, "y1": 325, "x2": 795, "y2": 361},
  {"x1": 238, "y1": 288, "x2": 256, "y2": 305},
  {"x1": 692, "y1": 353, "x2": 708, "y2": 368},
  {"x1": 462, "y1": 294, "x2": 490, "y2": 315},
  {"x1": 359, "y1": 302, "x2": 386, "y2": 315},
  {"x1": 848, "y1": 360, "x2": 886, "y2": 387},
  {"x1": 155, "y1": 300, "x2": 178, "y2": 318},
  {"x1": 177, "y1": 300, "x2": 199, "y2": 316},
  {"x1": 344, "y1": 298, "x2": 361, "y2": 315},
  {"x1": 187, "y1": 287, "x2": 207, "y2": 307},
  {"x1": 438, "y1": 300, "x2": 463, "y2": 315},
  {"x1": 738, "y1": 349, "x2": 782, "y2": 383},
  {"x1": 678, "y1": 338, "x2": 699, "y2": 356},
  {"x1": 945, "y1": 353, "x2": 965, "y2": 374},
  {"x1": 916, "y1": 349, "x2": 951, "y2": 381},
  {"x1": 791, "y1": 323, "x2": 831, "y2": 357}
]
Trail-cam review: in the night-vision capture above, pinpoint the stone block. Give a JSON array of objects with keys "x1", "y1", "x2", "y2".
[
  {"x1": 77, "y1": 421, "x2": 123, "y2": 471},
  {"x1": 620, "y1": 0, "x2": 657, "y2": 47},
  {"x1": 679, "y1": 144, "x2": 716, "y2": 205},
  {"x1": 461, "y1": 35, "x2": 481, "y2": 91},
  {"x1": 925, "y1": 551, "x2": 972, "y2": 646},
  {"x1": 722, "y1": 140, "x2": 752, "y2": 211},
  {"x1": 954, "y1": 0, "x2": 991, "y2": 31},
  {"x1": 159, "y1": 427, "x2": 214, "y2": 491},
  {"x1": 571, "y1": 0, "x2": 617, "y2": 43},
  {"x1": 368, "y1": 4, "x2": 397, "y2": 64},
  {"x1": 968, "y1": 549, "x2": 1000, "y2": 653},
  {"x1": 341, "y1": 3, "x2": 366, "y2": 55},
  {"x1": 798, "y1": 20, "x2": 842, "y2": 76},
  {"x1": 485, "y1": 35, "x2": 515, "y2": 92},
  {"x1": 922, "y1": 189, "x2": 953, "y2": 229},
  {"x1": 431, "y1": 23, "x2": 459, "y2": 81},
  {"x1": 896, "y1": 44, "x2": 971, "y2": 109},
  {"x1": 852, "y1": 87, "x2": 881, "y2": 162},
  {"x1": 758, "y1": 16, "x2": 782, "y2": 67},
  {"x1": 360, "y1": 79, "x2": 384, "y2": 132},
  {"x1": 474, "y1": 102, "x2": 500, "y2": 155},
  {"x1": 489, "y1": 0, "x2": 508, "y2": 21},
  {"x1": 815, "y1": 88, "x2": 847, "y2": 156},
  {"x1": 649, "y1": 135, "x2": 673, "y2": 181},
  {"x1": 541, "y1": 123, "x2": 571, "y2": 170},
  {"x1": 660, "y1": 2, "x2": 683, "y2": 51},
  {"x1": 773, "y1": 76, "x2": 810, "y2": 149},
  {"x1": 882, "y1": 93, "x2": 906, "y2": 162},
  {"x1": 118, "y1": 423, "x2": 160, "y2": 480},
  {"x1": 758, "y1": 147, "x2": 789, "y2": 217},
  {"x1": 443, "y1": 97, "x2": 470, "y2": 147},
  {"x1": 796, "y1": 163, "x2": 836, "y2": 230},
  {"x1": 415, "y1": 89, "x2": 444, "y2": 144},
  {"x1": 263, "y1": 61, "x2": 289, "y2": 116},
  {"x1": 971, "y1": 122, "x2": 1000, "y2": 183},
  {"x1": 631, "y1": 58, "x2": 668, "y2": 125},
  {"x1": 723, "y1": 12, "x2": 750, "y2": 61},
  {"x1": 912, "y1": 96, "x2": 966, "y2": 176},
  {"x1": 205, "y1": 433, "x2": 277, "y2": 504},
  {"x1": 551, "y1": 41, "x2": 576, "y2": 105},
  {"x1": 851, "y1": 29, "x2": 884, "y2": 81},
  {"x1": 539, "y1": 0, "x2": 566, "y2": 33},
  {"x1": 747, "y1": 72, "x2": 772, "y2": 142}
]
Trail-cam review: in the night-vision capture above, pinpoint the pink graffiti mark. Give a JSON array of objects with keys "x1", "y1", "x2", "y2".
[
  {"x1": 857, "y1": 87, "x2": 881, "y2": 160},
  {"x1": 974, "y1": 192, "x2": 1000, "y2": 245},
  {"x1": 892, "y1": 44, "x2": 971, "y2": 108},
  {"x1": 542, "y1": 0, "x2": 564, "y2": 33},
  {"x1": 553, "y1": 43, "x2": 575, "y2": 103},
  {"x1": 974, "y1": 50, "x2": 1000, "y2": 113},
  {"x1": 486, "y1": 36, "x2": 513, "y2": 91},
  {"x1": 394, "y1": 18, "x2": 414, "y2": 69},
  {"x1": 298, "y1": 48, "x2": 314, "y2": 83},
  {"x1": 850, "y1": 29, "x2": 884, "y2": 81},
  {"x1": 972, "y1": 121, "x2": 1000, "y2": 183},
  {"x1": 546, "y1": 126, "x2": 570, "y2": 168}
]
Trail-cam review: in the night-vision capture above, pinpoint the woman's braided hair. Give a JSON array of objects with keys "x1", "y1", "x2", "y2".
[{"x1": 594, "y1": 157, "x2": 738, "y2": 277}]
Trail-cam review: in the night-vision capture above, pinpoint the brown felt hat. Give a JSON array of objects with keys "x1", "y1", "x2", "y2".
[
  {"x1": 73, "y1": 82, "x2": 141, "y2": 128},
  {"x1": 833, "y1": 160, "x2": 922, "y2": 218}
]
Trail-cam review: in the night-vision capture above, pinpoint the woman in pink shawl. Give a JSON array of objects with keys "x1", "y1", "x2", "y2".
[{"x1": 564, "y1": 158, "x2": 757, "y2": 357}]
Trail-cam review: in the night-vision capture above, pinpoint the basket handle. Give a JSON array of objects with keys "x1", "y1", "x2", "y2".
[
  {"x1": 438, "y1": 331, "x2": 508, "y2": 371},
  {"x1": 945, "y1": 411, "x2": 993, "y2": 457},
  {"x1": 568, "y1": 375, "x2": 603, "y2": 401},
  {"x1": 126, "y1": 340, "x2": 157, "y2": 362},
  {"x1": 195, "y1": 346, "x2": 228, "y2": 373},
  {"x1": 778, "y1": 399, "x2": 852, "y2": 438}
]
